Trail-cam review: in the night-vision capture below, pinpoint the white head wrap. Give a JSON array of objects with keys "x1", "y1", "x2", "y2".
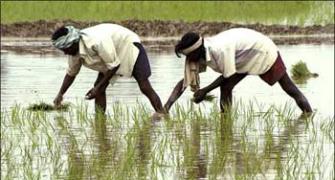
[
  {"x1": 181, "y1": 37, "x2": 203, "y2": 55},
  {"x1": 52, "y1": 26, "x2": 81, "y2": 49}
]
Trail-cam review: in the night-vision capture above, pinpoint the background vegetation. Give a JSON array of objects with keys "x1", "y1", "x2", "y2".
[{"x1": 1, "y1": 1, "x2": 334, "y2": 25}]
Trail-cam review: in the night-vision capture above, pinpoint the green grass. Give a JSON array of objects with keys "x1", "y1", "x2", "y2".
[
  {"x1": 1, "y1": 100, "x2": 334, "y2": 179},
  {"x1": 1, "y1": 1, "x2": 334, "y2": 25}
]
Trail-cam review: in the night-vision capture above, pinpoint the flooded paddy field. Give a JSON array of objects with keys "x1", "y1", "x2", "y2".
[{"x1": 1, "y1": 43, "x2": 334, "y2": 179}]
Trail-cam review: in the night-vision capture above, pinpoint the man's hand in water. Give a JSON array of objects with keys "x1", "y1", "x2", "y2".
[
  {"x1": 53, "y1": 94, "x2": 63, "y2": 107},
  {"x1": 193, "y1": 89, "x2": 207, "y2": 103},
  {"x1": 85, "y1": 87, "x2": 99, "y2": 100},
  {"x1": 151, "y1": 112, "x2": 170, "y2": 121}
]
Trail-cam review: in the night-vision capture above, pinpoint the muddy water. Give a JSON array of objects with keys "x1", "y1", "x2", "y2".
[
  {"x1": 1, "y1": 44, "x2": 334, "y2": 117},
  {"x1": 1, "y1": 44, "x2": 334, "y2": 179}
]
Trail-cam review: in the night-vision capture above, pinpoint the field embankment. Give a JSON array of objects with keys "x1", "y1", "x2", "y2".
[
  {"x1": 1, "y1": 1, "x2": 334, "y2": 52},
  {"x1": 1, "y1": 19, "x2": 334, "y2": 38}
]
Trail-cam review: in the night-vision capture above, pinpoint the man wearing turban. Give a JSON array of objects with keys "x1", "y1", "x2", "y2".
[
  {"x1": 52, "y1": 24, "x2": 165, "y2": 117},
  {"x1": 164, "y1": 28, "x2": 312, "y2": 114}
]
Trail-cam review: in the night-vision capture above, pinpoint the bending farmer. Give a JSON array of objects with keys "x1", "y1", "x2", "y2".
[
  {"x1": 164, "y1": 28, "x2": 312, "y2": 113},
  {"x1": 52, "y1": 23, "x2": 165, "y2": 114}
]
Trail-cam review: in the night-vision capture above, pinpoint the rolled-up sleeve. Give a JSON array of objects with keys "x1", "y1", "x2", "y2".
[
  {"x1": 96, "y1": 37, "x2": 120, "y2": 70},
  {"x1": 66, "y1": 56, "x2": 82, "y2": 76}
]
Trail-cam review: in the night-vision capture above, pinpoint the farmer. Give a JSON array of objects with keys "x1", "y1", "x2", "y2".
[
  {"x1": 52, "y1": 23, "x2": 165, "y2": 116},
  {"x1": 164, "y1": 28, "x2": 312, "y2": 113}
]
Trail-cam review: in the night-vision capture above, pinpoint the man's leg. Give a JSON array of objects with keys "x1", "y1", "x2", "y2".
[
  {"x1": 131, "y1": 42, "x2": 164, "y2": 114},
  {"x1": 136, "y1": 78, "x2": 165, "y2": 113},
  {"x1": 219, "y1": 74, "x2": 247, "y2": 112},
  {"x1": 94, "y1": 72, "x2": 109, "y2": 113},
  {"x1": 278, "y1": 73, "x2": 312, "y2": 113}
]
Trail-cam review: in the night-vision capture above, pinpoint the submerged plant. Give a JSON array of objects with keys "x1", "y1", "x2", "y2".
[
  {"x1": 27, "y1": 102, "x2": 70, "y2": 111},
  {"x1": 291, "y1": 61, "x2": 318, "y2": 84}
]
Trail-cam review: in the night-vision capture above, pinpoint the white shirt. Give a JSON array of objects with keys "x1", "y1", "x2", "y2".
[
  {"x1": 204, "y1": 28, "x2": 279, "y2": 78},
  {"x1": 67, "y1": 23, "x2": 141, "y2": 77}
]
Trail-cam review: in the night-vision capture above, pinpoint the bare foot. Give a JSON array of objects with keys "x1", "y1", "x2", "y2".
[{"x1": 299, "y1": 111, "x2": 314, "y2": 120}]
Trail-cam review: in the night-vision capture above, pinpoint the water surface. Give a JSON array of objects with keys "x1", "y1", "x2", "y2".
[
  {"x1": 1, "y1": 44, "x2": 334, "y2": 117},
  {"x1": 1, "y1": 44, "x2": 334, "y2": 179}
]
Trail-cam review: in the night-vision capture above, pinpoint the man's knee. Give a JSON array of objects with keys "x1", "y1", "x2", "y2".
[
  {"x1": 287, "y1": 87, "x2": 298, "y2": 96},
  {"x1": 138, "y1": 79, "x2": 152, "y2": 94},
  {"x1": 95, "y1": 91, "x2": 106, "y2": 100},
  {"x1": 282, "y1": 84, "x2": 300, "y2": 97},
  {"x1": 140, "y1": 85, "x2": 151, "y2": 95},
  {"x1": 220, "y1": 85, "x2": 233, "y2": 95}
]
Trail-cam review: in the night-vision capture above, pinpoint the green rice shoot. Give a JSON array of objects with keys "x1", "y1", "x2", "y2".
[
  {"x1": 27, "y1": 102, "x2": 71, "y2": 111},
  {"x1": 1, "y1": 100, "x2": 333, "y2": 179},
  {"x1": 291, "y1": 60, "x2": 318, "y2": 83}
]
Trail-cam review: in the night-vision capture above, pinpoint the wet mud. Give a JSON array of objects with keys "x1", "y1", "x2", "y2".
[
  {"x1": 1, "y1": 20, "x2": 334, "y2": 54},
  {"x1": 1, "y1": 19, "x2": 334, "y2": 37}
]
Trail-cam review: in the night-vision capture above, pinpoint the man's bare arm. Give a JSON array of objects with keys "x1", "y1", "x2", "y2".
[
  {"x1": 54, "y1": 74, "x2": 76, "y2": 106},
  {"x1": 164, "y1": 79, "x2": 186, "y2": 112},
  {"x1": 95, "y1": 65, "x2": 120, "y2": 91},
  {"x1": 85, "y1": 65, "x2": 120, "y2": 99},
  {"x1": 203, "y1": 76, "x2": 225, "y2": 93},
  {"x1": 193, "y1": 76, "x2": 224, "y2": 103}
]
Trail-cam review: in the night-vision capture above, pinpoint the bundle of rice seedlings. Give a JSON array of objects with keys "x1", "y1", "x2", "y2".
[
  {"x1": 291, "y1": 61, "x2": 318, "y2": 83},
  {"x1": 191, "y1": 94, "x2": 216, "y2": 102},
  {"x1": 27, "y1": 102, "x2": 70, "y2": 111}
]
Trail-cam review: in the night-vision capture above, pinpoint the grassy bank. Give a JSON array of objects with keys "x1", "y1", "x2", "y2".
[{"x1": 1, "y1": 1, "x2": 334, "y2": 26}]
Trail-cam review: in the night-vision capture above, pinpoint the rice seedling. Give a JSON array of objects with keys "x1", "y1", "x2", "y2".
[
  {"x1": 1, "y1": 100, "x2": 333, "y2": 179},
  {"x1": 291, "y1": 60, "x2": 319, "y2": 84},
  {"x1": 27, "y1": 102, "x2": 71, "y2": 111},
  {"x1": 190, "y1": 94, "x2": 216, "y2": 103}
]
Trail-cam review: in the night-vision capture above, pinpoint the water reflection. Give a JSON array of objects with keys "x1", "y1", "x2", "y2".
[
  {"x1": 184, "y1": 115, "x2": 207, "y2": 179},
  {"x1": 92, "y1": 113, "x2": 112, "y2": 178},
  {"x1": 136, "y1": 117, "x2": 152, "y2": 179},
  {"x1": 203, "y1": 109, "x2": 313, "y2": 179},
  {"x1": 0, "y1": 44, "x2": 334, "y2": 179},
  {"x1": 1, "y1": 99, "x2": 332, "y2": 179},
  {"x1": 55, "y1": 115, "x2": 85, "y2": 179},
  {"x1": 0, "y1": 45, "x2": 334, "y2": 117}
]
